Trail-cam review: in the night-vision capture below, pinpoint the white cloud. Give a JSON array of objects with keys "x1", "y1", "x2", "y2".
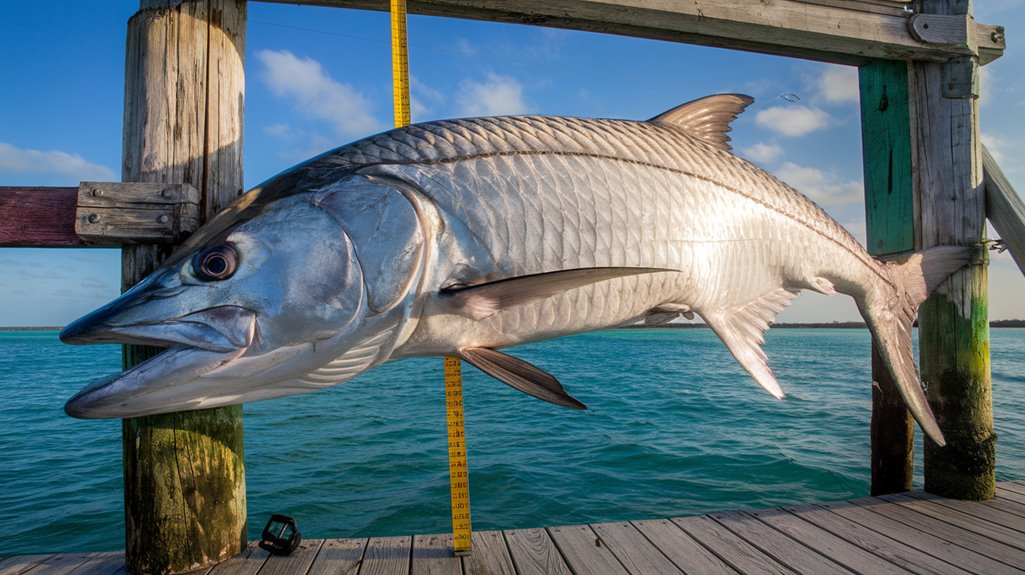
[
  {"x1": 457, "y1": 72, "x2": 530, "y2": 116},
  {"x1": 256, "y1": 49, "x2": 382, "y2": 138},
  {"x1": 741, "y1": 142, "x2": 784, "y2": 164},
  {"x1": 774, "y1": 162, "x2": 863, "y2": 208},
  {"x1": 0, "y1": 142, "x2": 115, "y2": 183},
  {"x1": 410, "y1": 75, "x2": 444, "y2": 121},
  {"x1": 982, "y1": 132, "x2": 1010, "y2": 164},
  {"x1": 262, "y1": 123, "x2": 335, "y2": 162},
  {"x1": 817, "y1": 66, "x2": 859, "y2": 104},
  {"x1": 755, "y1": 106, "x2": 831, "y2": 137}
]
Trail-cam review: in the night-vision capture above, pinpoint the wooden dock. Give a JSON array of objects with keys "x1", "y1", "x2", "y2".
[{"x1": 5, "y1": 480, "x2": 1025, "y2": 575}]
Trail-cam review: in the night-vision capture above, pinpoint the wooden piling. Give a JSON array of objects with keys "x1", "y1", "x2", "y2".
[
  {"x1": 858, "y1": 59, "x2": 916, "y2": 495},
  {"x1": 913, "y1": 0, "x2": 995, "y2": 500},
  {"x1": 121, "y1": 1, "x2": 248, "y2": 573}
]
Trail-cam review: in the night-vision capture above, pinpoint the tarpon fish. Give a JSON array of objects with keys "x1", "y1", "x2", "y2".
[{"x1": 62, "y1": 94, "x2": 967, "y2": 445}]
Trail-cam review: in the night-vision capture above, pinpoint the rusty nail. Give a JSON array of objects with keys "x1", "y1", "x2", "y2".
[{"x1": 87, "y1": 213, "x2": 99, "y2": 223}]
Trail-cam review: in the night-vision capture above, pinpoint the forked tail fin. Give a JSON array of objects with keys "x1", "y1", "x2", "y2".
[{"x1": 864, "y1": 246, "x2": 971, "y2": 447}]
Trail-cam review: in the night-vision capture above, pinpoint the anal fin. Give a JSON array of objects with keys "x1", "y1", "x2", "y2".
[
  {"x1": 459, "y1": 347, "x2": 586, "y2": 409},
  {"x1": 700, "y1": 288, "x2": 799, "y2": 399}
]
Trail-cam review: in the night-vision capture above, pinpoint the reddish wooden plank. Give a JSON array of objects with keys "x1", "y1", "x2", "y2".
[{"x1": 0, "y1": 187, "x2": 87, "y2": 247}]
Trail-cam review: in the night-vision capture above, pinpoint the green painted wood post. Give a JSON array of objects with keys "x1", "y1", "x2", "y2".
[
  {"x1": 858, "y1": 59, "x2": 916, "y2": 495},
  {"x1": 914, "y1": 0, "x2": 995, "y2": 500},
  {"x1": 121, "y1": 1, "x2": 248, "y2": 573}
]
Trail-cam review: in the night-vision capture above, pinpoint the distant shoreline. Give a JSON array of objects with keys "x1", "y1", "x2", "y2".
[{"x1": 4, "y1": 320, "x2": 1025, "y2": 331}]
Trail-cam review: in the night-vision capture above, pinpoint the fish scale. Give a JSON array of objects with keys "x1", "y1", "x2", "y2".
[{"x1": 61, "y1": 95, "x2": 969, "y2": 448}]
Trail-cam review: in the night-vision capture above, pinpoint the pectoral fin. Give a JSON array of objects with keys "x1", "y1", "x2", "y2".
[
  {"x1": 459, "y1": 347, "x2": 586, "y2": 409},
  {"x1": 441, "y1": 267, "x2": 675, "y2": 321},
  {"x1": 700, "y1": 288, "x2": 799, "y2": 399}
]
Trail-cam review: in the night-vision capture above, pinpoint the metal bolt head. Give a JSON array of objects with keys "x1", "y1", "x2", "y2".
[
  {"x1": 91, "y1": 189, "x2": 103, "y2": 197},
  {"x1": 161, "y1": 189, "x2": 173, "y2": 199},
  {"x1": 992, "y1": 30, "x2": 1004, "y2": 44},
  {"x1": 158, "y1": 214, "x2": 170, "y2": 224},
  {"x1": 87, "y1": 213, "x2": 99, "y2": 223}
]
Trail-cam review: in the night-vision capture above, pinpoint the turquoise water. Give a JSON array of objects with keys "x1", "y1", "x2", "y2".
[{"x1": 1, "y1": 328, "x2": 1023, "y2": 556}]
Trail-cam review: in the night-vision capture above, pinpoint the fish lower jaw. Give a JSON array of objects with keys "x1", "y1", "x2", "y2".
[{"x1": 64, "y1": 344, "x2": 250, "y2": 419}]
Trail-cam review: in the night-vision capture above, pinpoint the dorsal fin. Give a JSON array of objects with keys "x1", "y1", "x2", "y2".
[{"x1": 649, "y1": 94, "x2": 754, "y2": 152}]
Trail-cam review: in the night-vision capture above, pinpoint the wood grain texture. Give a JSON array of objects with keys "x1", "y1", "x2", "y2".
[
  {"x1": 502, "y1": 528, "x2": 571, "y2": 575},
  {"x1": 0, "y1": 555, "x2": 56, "y2": 575},
  {"x1": 709, "y1": 511, "x2": 852, "y2": 575},
  {"x1": 856, "y1": 60, "x2": 915, "y2": 495},
  {"x1": 461, "y1": 531, "x2": 514, "y2": 575},
  {"x1": 672, "y1": 515, "x2": 795, "y2": 575},
  {"x1": 632, "y1": 519, "x2": 739, "y2": 575},
  {"x1": 818, "y1": 499, "x2": 1022, "y2": 575},
  {"x1": 119, "y1": 1, "x2": 249, "y2": 573},
  {"x1": 252, "y1": 0, "x2": 999, "y2": 65},
  {"x1": 360, "y1": 537, "x2": 412, "y2": 575},
  {"x1": 259, "y1": 540, "x2": 324, "y2": 575},
  {"x1": 785, "y1": 504, "x2": 969, "y2": 575},
  {"x1": 306, "y1": 538, "x2": 366, "y2": 575},
  {"x1": 0, "y1": 187, "x2": 88, "y2": 247},
  {"x1": 589, "y1": 522, "x2": 683, "y2": 574},
  {"x1": 745, "y1": 507, "x2": 911, "y2": 575},
  {"x1": 410, "y1": 534, "x2": 460, "y2": 575},
  {"x1": 546, "y1": 525, "x2": 628, "y2": 575},
  {"x1": 911, "y1": 1, "x2": 994, "y2": 501},
  {"x1": 983, "y1": 144, "x2": 1025, "y2": 277}
]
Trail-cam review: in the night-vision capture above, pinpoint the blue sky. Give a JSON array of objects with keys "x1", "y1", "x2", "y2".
[{"x1": 1, "y1": 1, "x2": 1023, "y2": 326}]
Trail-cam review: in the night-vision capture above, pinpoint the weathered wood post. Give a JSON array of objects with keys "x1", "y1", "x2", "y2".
[
  {"x1": 915, "y1": 0, "x2": 995, "y2": 500},
  {"x1": 121, "y1": 1, "x2": 248, "y2": 572},
  {"x1": 859, "y1": 59, "x2": 916, "y2": 495}
]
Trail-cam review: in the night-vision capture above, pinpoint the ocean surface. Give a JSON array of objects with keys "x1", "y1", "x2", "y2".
[{"x1": 1, "y1": 327, "x2": 1023, "y2": 557}]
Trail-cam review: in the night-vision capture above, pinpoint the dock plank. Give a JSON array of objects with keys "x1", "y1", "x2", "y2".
[
  {"x1": 207, "y1": 543, "x2": 270, "y2": 575},
  {"x1": 360, "y1": 536, "x2": 411, "y2": 575},
  {"x1": 872, "y1": 494, "x2": 1025, "y2": 557},
  {"x1": 0, "y1": 556, "x2": 54, "y2": 575},
  {"x1": 461, "y1": 531, "x2": 514, "y2": 575},
  {"x1": 673, "y1": 515, "x2": 796, "y2": 575},
  {"x1": 591, "y1": 521, "x2": 683, "y2": 574},
  {"x1": 547, "y1": 524, "x2": 628, "y2": 575},
  {"x1": 908, "y1": 492, "x2": 1025, "y2": 535},
  {"x1": 261, "y1": 539, "x2": 324, "y2": 575},
  {"x1": 633, "y1": 518, "x2": 739, "y2": 575},
  {"x1": 14, "y1": 481, "x2": 1025, "y2": 575},
  {"x1": 820, "y1": 499, "x2": 1025, "y2": 575},
  {"x1": 307, "y1": 538, "x2": 366, "y2": 575},
  {"x1": 747, "y1": 507, "x2": 914, "y2": 575},
  {"x1": 787, "y1": 503, "x2": 972, "y2": 575},
  {"x1": 23, "y1": 554, "x2": 98, "y2": 575},
  {"x1": 711, "y1": 511, "x2": 852, "y2": 575},
  {"x1": 503, "y1": 528, "x2": 571, "y2": 575},
  {"x1": 67, "y1": 553, "x2": 125, "y2": 575},
  {"x1": 411, "y1": 534, "x2": 460, "y2": 575}
]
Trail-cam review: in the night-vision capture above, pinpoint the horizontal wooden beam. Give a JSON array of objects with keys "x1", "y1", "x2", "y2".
[
  {"x1": 0, "y1": 187, "x2": 91, "y2": 247},
  {"x1": 256, "y1": 0, "x2": 1004, "y2": 65},
  {"x1": 0, "y1": 182, "x2": 200, "y2": 248}
]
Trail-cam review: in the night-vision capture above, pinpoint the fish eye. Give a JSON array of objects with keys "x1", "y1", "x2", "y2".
[{"x1": 192, "y1": 244, "x2": 238, "y2": 281}]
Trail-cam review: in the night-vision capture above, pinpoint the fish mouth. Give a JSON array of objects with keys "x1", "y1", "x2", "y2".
[
  {"x1": 64, "y1": 343, "x2": 251, "y2": 419},
  {"x1": 61, "y1": 284, "x2": 258, "y2": 418}
]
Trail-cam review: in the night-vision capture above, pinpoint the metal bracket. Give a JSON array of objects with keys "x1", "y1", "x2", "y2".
[
  {"x1": 75, "y1": 181, "x2": 200, "y2": 244},
  {"x1": 908, "y1": 14, "x2": 969, "y2": 49},
  {"x1": 942, "y1": 56, "x2": 979, "y2": 99}
]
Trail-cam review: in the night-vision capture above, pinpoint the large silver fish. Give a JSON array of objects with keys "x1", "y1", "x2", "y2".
[{"x1": 62, "y1": 94, "x2": 967, "y2": 445}]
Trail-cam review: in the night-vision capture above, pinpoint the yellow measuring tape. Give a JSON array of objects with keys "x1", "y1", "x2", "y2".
[{"x1": 390, "y1": 0, "x2": 472, "y2": 556}]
